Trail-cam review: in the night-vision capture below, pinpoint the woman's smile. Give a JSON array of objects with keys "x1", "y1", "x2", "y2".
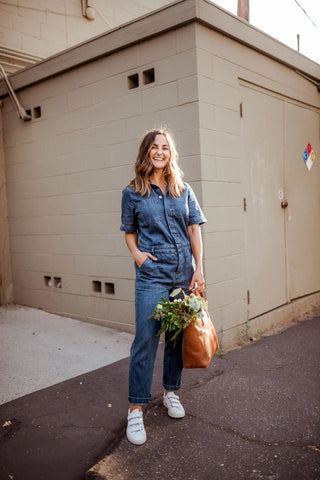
[{"x1": 149, "y1": 134, "x2": 170, "y2": 170}]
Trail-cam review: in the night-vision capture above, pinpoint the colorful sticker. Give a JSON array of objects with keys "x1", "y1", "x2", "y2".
[
  {"x1": 302, "y1": 142, "x2": 315, "y2": 171},
  {"x1": 306, "y1": 142, "x2": 312, "y2": 154}
]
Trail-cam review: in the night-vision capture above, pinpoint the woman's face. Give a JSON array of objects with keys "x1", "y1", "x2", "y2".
[{"x1": 149, "y1": 134, "x2": 171, "y2": 171}]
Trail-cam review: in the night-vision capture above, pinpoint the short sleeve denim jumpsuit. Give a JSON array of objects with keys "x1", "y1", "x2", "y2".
[{"x1": 120, "y1": 182, "x2": 207, "y2": 405}]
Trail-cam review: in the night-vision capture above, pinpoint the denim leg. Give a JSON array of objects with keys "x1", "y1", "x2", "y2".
[
  {"x1": 129, "y1": 244, "x2": 194, "y2": 402},
  {"x1": 163, "y1": 245, "x2": 194, "y2": 392},
  {"x1": 128, "y1": 284, "x2": 169, "y2": 405},
  {"x1": 163, "y1": 328, "x2": 183, "y2": 392}
]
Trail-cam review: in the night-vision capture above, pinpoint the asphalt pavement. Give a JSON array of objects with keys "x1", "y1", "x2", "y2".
[{"x1": 0, "y1": 306, "x2": 319, "y2": 480}]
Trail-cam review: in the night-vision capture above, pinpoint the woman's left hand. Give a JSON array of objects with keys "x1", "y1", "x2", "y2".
[{"x1": 189, "y1": 267, "x2": 205, "y2": 294}]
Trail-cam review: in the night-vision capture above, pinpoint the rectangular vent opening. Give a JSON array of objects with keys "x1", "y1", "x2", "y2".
[
  {"x1": 142, "y1": 68, "x2": 155, "y2": 85},
  {"x1": 127, "y1": 73, "x2": 139, "y2": 89},
  {"x1": 33, "y1": 106, "x2": 42, "y2": 118},
  {"x1": 105, "y1": 282, "x2": 115, "y2": 294},
  {"x1": 92, "y1": 280, "x2": 102, "y2": 293},
  {"x1": 44, "y1": 276, "x2": 52, "y2": 287},
  {"x1": 54, "y1": 277, "x2": 62, "y2": 288}
]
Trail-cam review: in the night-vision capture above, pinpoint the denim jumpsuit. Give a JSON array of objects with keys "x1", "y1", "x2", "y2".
[{"x1": 120, "y1": 182, "x2": 207, "y2": 404}]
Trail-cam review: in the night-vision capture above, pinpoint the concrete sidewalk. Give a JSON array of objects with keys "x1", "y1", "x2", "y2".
[
  {"x1": 0, "y1": 307, "x2": 319, "y2": 480},
  {"x1": 0, "y1": 305, "x2": 134, "y2": 404}
]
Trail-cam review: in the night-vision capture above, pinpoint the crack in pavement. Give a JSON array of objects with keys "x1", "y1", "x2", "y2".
[{"x1": 187, "y1": 412, "x2": 320, "y2": 451}]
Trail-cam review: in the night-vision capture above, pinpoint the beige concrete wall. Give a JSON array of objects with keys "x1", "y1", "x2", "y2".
[
  {"x1": 195, "y1": 22, "x2": 320, "y2": 351},
  {"x1": 2, "y1": 23, "x2": 200, "y2": 332},
  {"x1": 1, "y1": 0, "x2": 319, "y2": 348},
  {"x1": 195, "y1": 25, "x2": 246, "y2": 347},
  {"x1": 0, "y1": 103, "x2": 13, "y2": 305},
  {"x1": 0, "y1": 0, "x2": 171, "y2": 71}
]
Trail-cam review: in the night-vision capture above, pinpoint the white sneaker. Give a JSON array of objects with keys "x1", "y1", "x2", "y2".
[
  {"x1": 126, "y1": 408, "x2": 147, "y2": 445},
  {"x1": 163, "y1": 392, "x2": 185, "y2": 418}
]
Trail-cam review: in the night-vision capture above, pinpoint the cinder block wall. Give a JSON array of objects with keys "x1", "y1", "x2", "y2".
[
  {"x1": 3, "y1": 24, "x2": 202, "y2": 332},
  {"x1": 2, "y1": 1, "x2": 320, "y2": 348},
  {"x1": 0, "y1": 0, "x2": 171, "y2": 60},
  {"x1": 196, "y1": 25, "x2": 246, "y2": 347},
  {"x1": 195, "y1": 23, "x2": 320, "y2": 349},
  {"x1": 0, "y1": 108, "x2": 13, "y2": 305}
]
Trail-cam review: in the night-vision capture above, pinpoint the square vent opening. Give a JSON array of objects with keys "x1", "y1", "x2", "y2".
[
  {"x1": 92, "y1": 280, "x2": 102, "y2": 293},
  {"x1": 142, "y1": 68, "x2": 155, "y2": 85},
  {"x1": 127, "y1": 73, "x2": 139, "y2": 89},
  {"x1": 105, "y1": 282, "x2": 115, "y2": 294}
]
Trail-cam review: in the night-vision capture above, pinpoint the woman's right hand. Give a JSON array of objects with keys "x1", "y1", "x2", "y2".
[{"x1": 132, "y1": 249, "x2": 157, "y2": 268}]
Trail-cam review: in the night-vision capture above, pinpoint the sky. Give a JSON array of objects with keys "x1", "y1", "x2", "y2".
[{"x1": 211, "y1": 0, "x2": 320, "y2": 65}]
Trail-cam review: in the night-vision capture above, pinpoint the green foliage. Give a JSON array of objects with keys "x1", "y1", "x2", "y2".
[{"x1": 149, "y1": 288, "x2": 207, "y2": 346}]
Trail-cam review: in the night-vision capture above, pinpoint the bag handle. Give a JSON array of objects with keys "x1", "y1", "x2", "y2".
[{"x1": 193, "y1": 282, "x2": 206, "y2": 300}]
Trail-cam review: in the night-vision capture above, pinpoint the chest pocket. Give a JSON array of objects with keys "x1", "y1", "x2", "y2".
[
  {"x1": 167, "y1": 194, "x2": 189, "y2": 224},
  {"x1": 136, "y1": 194, "x2": 166, "y2": 226}
]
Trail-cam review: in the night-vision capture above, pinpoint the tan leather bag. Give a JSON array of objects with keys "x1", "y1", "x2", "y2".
[{"x1": 182, "y1": 308, "x2": 219, "y2": 369}]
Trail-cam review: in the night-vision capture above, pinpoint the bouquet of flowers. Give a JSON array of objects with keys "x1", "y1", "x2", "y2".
[{"x1": 150, "y1": 288, "x2": 208, "y2": 346}]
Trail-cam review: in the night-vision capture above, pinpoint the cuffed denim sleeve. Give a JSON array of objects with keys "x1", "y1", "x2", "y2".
[
  {"x1": 120, "y1": 187, "x2": 138, "y2": 233},
  {"x1": 187, "y1": 184, "x2": 207, "y2": 226}
]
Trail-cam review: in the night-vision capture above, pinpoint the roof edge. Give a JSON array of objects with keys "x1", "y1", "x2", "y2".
[
  {"x1": 199, "y1": 0, "x2": 320, "y2": 82},
  {"x1": 0, "y1": 0, "x2": 197, "y2": 96}
]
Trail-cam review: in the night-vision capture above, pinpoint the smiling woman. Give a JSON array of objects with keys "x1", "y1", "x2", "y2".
[
  {"x1": 120, "y1": 128, "x2": 207, "y2": 445},
  {"x1": 149, "y1": 135, "x2": 171, "y2": 181},
  {"x1": 128, "y1": 128, "x2": 184, "y2": 198}
]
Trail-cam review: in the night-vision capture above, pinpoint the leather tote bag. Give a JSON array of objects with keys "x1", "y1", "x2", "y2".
[{"x1": 182, "y1": 307, "x2": 219, "y2": 369}]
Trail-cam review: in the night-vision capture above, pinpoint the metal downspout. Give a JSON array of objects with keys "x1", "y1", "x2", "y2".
[{"x1": 0, "y1": 64, "x2": 31, "y2": 121}]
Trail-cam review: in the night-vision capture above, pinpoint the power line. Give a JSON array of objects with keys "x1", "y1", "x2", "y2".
[{"x1": 293, "y1": 0, "x2": 320, "y2": 31}]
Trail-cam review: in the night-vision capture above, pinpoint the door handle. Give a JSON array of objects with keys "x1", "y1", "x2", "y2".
[{"x1": 281, "y1": 201, "x2": 288, "y2": 209}]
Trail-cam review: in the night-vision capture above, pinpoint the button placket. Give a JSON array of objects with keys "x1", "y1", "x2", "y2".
[
  {"x1": 167, "y1": 196, "x2": 179, "y2": 238},
  {"x1": 163, "y1": 191, "x2": 177, "y2": 245}
]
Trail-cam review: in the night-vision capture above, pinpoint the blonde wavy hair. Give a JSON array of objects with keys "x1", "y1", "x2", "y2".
[{"x1": 129, "y1": 128, "x2": 185, "y2": 197}]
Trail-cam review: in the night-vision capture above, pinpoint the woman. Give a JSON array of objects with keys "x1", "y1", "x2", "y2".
[{"x1": 120, "y1": 128, "x2": 207, "y2": 445}]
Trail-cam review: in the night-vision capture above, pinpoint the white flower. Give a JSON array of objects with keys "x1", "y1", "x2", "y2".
[{"x1": 188, "y1": 297, "x2": 202, "y2": 313}]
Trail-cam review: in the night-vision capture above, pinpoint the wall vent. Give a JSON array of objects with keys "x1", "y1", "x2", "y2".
[
  {"x1": 143, "y1": 68, "x2": 155, "y2": 85},
  {"x1": 92, "y1": 280, "x2": 102, "y2": 293},
  {"x1": 33, "y1": 106, "x2": 41, "y2": 118},
  {"x1": 127, "y1": 73, "x2": 139, "y2": 89},
  {"x1": 105, "y1": 282, "x2": 115, "y2": 294}
]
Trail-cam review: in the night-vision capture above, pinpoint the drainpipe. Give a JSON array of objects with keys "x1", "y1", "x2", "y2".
[
  {"x1": 0, "y1": 64, "x2": 31, "y2": 121},
  {"x1": 238, "y1": 0, "x2": 249, "y2": 21}
]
